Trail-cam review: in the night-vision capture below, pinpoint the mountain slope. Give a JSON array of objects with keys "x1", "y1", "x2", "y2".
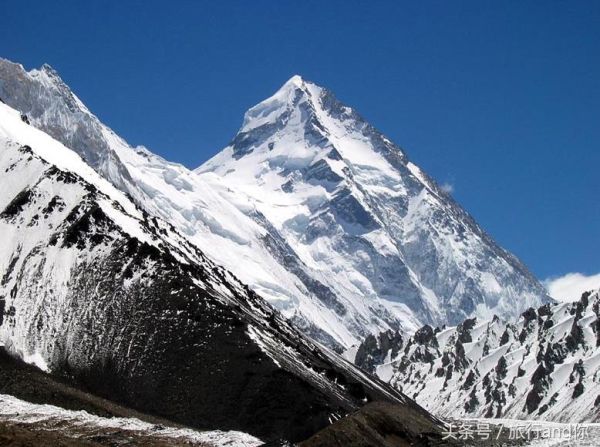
[
  {"x1": 0, "y1": 59, "x2": 550, "y2": 351},
  {"x1": 0, "y1": 100, "x2": 434, "y2": 443},
  {"x1": 356, "y1": 290, "x2": 600, "y2": 423}
]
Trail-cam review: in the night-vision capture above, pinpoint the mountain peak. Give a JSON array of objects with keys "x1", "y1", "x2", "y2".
[
  {"x1": 239, "y1": 74, "x2": 320, "y2": 134},
  {"x1": 40, "y1": 62, "x2": 58, "y2": 75},
  {"x1": 198, "y1": 74, "x2": 550, "y2": 344},
  {"x1": 283, "y1": 74, "x2": 305, "y2": 88}
]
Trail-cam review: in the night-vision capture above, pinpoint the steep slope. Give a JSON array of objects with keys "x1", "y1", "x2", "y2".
[
  {"x1": 0, "y1": 58, "x2": 550, "y2": 351},
  {"x1": 0, "y1": 100, "x2": 434, "y2": 443},
  {"x1": 298, "y1": 401, "x2": 448, "y2": 447},
  {"x1": 198, "y1": 75, "x2": 550, "y2": 337},
  {"x1": 356, "y1": 290, "x2": 600, "y2": 423}
]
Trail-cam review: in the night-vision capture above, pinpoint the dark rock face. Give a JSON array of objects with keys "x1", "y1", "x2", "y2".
[
  {"x1": 461, "y1": 370, "x2": 477, "y2": 390},
  {"x1": 414, "y1": 325, "x2": 437, "y2": 346},
  {"x1": 456, "y1": 318, "x2": 476, "y2": 343},
  {"x1": 525, "y1": 364, "x2": 551, "y2": 414},
  {"x1": 298, "y1": 401, "x2": 447, "y2": 447},
  {"x1": 355, "y1": 330, "x2": 403, "y2": 373}
]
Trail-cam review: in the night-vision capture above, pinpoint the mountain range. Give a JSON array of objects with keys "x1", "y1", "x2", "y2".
[
  {"x1": 0, "y1": 59, "x2": 550, "y2": 352},
  {"x1": 356, "y1": 289, "x2": 600, "y2": 423},
  {"x1": 1, "y1": 57, "x2": 584, "y2": 444}
]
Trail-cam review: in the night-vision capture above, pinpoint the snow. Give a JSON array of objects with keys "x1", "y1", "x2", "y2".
[
  {"x1": 465, "y1": 418, "x2": 600, "y2": 446},
  {"x1": 0, "y1": 103, "x2": 139, "y2": 219},
  {"x1": 378, "y1": 290, "x2": 600, "y2": 424},
  {"x1": 0, "y1": 393, "x2": 263, "y2": 446},
  {"x1": 196, "y1": 75, "x2": 549, "y2": 347},
  {"x1": 22, "y1": 352, "x2": 50, "y2": 372}
]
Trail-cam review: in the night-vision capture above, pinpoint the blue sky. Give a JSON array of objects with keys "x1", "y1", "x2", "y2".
[{"x1": 1, "y1": 1, "x2": 598, "y2": 283}]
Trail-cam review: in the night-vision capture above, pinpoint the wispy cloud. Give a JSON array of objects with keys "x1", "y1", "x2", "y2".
[
  {"x1": 440, "y1": 182, "x2": 454, "y2": 194},
  {"x1": 544, "y1": 272, "x2": 600, "y2": 302}
]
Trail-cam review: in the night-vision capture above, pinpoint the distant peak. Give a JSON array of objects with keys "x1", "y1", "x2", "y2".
[
  {"x1": 31, "y1": 63, "x2": 72, "y2": 93},
  {"x1": 40, "y1": 63, "x2": 59, "y2": 76}
]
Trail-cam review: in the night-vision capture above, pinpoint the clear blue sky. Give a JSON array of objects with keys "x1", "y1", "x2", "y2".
[{"x1": 2, "y1": 1, "x2": 598, "y2": 280}]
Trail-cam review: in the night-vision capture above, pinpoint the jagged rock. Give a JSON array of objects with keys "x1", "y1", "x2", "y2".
[
  {"x1": 355, "y1": 329, "x2": 403, "y2": 373},
  {"x1": 461, "y1": 370, "x2": 477, "y2": 390},
  {"x1": 456, "y1": 318, "x2": 476, "y2": 343},
  {"x1": 359, "y1": 290, "x2": 600, "y2": 422},
  {"x1": 495, "y1": 356, "x2": 507, "y2": 380},
  {"x1": 414, "y1": 325, "x2": 437, "y2": 346},
  {"x1": 566, "y1": 320, "x2": 585, "y2": 351},
  {"x1": 522, "y1": 307, "x2": 537, "y2": 324},
  {"x1": 499, "y1": 328, "x2": 510, "y2": 345}
]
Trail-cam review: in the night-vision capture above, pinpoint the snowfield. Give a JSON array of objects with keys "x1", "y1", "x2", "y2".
[{"x1": 0, "y1": 393, "x2": 263, "y2": 446}]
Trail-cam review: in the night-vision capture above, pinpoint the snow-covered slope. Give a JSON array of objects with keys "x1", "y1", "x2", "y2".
[
  {"x1": 356, "y1": 289, "x2": 600, "y2": 423},
  {"x1": 0, "y1": 58, "x2": 550, "y2": 351},
  {"x1": 0, "y1": 99, "x2": 429, "y2": 443}
]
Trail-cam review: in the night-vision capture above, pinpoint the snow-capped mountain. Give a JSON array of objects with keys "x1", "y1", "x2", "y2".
[
  {"x1": 355, "y1": 289, "x2": 600, "y2": 423},
  {"x1": 0, "y1": 58, "x2": 550, "y2": 351},
  {"x1": 0, "y1": 99, "x2": 431, "y2": 443},
  {"x1": 198, "y1": 75, "x2": 551, "y2": 337}
]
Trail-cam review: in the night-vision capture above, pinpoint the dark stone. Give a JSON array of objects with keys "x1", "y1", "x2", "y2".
[
  {"x1": 413, "y1": 325, "x2": 436, "y2": 346},
  {"x1": 525, "y1": 364, "x2": 550, "y2": 414},
  {"x1": 495, "y1": 356, "x2": 507, "y2": 380},
  {"x1": 521, "y1": 307, "x2": 537, "y2": 323},
  {"x1": 461, "y1": 370, "x2": 477, "y2": 390},
  {"x1": 565, "y1": 321, "x2": 585, "y2": 351},
  {"x1": 0, "y1": 188, "x2": 33, "y2": 219},
  {"x1": 464, "y1": 387, "x2": 479, "y2": 413},
  {"x1": 456, "y1": 318, "x2": 476, "y2": 343},
  {"x1": 538, "y1": 304, "x2": 552, "y2": 317},
  {"x1": 499, "y1": 329, "x2": 510, "y2": 345}
]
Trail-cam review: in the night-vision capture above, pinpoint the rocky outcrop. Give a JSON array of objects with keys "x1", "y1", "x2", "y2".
[{"x1": 356, "y1": 290, "x2": 600, "y2": 423}]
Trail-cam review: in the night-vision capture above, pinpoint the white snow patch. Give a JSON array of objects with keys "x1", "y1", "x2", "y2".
[{"x1": 0, "y1": 393, "x2": 263, "y2": 446}]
